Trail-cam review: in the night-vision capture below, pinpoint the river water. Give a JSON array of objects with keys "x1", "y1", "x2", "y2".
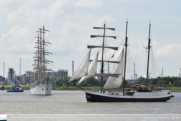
[{"x1": 0, "y1": 91, "x2": 180, "y2": 121}]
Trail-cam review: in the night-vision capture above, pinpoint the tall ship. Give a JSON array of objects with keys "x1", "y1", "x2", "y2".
[
  {"x1": 30, "y1": 26, "x2": 53, "y2": 95},
  {"x1": 68, "y1": 20, "x2": 174, "y2": 102}
]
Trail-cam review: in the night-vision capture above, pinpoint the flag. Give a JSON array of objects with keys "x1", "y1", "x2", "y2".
[{"x1": 169, "y1": 81, "x2": 171, "y2": 85}]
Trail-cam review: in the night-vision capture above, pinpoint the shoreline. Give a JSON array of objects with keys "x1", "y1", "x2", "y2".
[
  {"x1": 1, "y1": 90, "x2": 181, "y2": 93},
  {"x1": 1, "y1": 85, "x2": 181, "y2": 92}
]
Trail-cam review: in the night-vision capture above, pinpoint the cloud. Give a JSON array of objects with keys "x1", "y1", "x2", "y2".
[
  {"x1": 0, "y1": 0, "x2": 181, "y2": 77},
  {"x1": 75, "y1": 0, "x2": 102, "y2": 8},
  {"x1": 157, "y1": 44, "x2": 176, "y2": 57},
  {"x1": 7, "y1": 0, "x2": 69, "y2": 24}
]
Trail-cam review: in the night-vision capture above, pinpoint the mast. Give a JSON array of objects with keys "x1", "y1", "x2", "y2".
[
  {"x1": 37, "y1": 34, "x2": 40, "y2": 80},
  {"x1": 33, "y1": 26, "x2": 53, "y2": 82},
  {"x1": 123, "y1": 19, "x2": 128, "y2": 96},
  {"x1": 43, "y1": 26, "x2": 45, "y2": 79},
  {"x1": 89, "y1": 22, "x2": 117, "y2": 93},
  {"x1": 101, "y1": 23, "x2": 106, "y2": 93},
  {"x1": 39, "y1": 28, "x2": 42, "y2": 81},
  {"x1": 146, "y1": 22, "x2": 151, "y2": 86}
]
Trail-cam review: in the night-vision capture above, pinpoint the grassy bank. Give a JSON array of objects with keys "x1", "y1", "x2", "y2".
[
  {"x1": 151, "y1": 87, "x2": 181, "y2": 92},
  {"x1": 52, "y1": 86, "x2": 101, "y2": 90},
  {"x1": 1, "y1": 85, "x2": 181, "y2": 92},
  {"x1": 2, "y1": 85, "x2": 30, "y2": 90},
  {"x1": 1, "y1": 85, "x2": 101, "y2": 91}
]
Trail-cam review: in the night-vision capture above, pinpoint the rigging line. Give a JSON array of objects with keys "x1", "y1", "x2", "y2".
[
  {"x1": 128, "y1": 45, "x2": 141, "y2": 77},
  {"x1": 106, "y1": 21, "x2": 149, "y2": 25},
  {"x1": 103, "y1": 36, "x2": 125, "y2": 69},
  {"x1": 114, "y1": 24, "x2": 126, "y2": 34},
  {"x1": 107, "y1": 40, "x2": 124, "y2": 62},
  {"x1": 143, "y1": 47, "x2": 147, "y2": 78},
  {"x1": 93, "y1": 30, "x2": 104, "y2": 45},
  {"x1": 127, "y1": 47, "x2": 131, "y2": 79},
  {"x1": 150, "y1": 46, "x2": 154, "y2": 77},
  {"x1": 151, "y1": 51, "x2": 154, "y2": 78},
  {"x1": 106, "y1": 22, "x2": 127, "y2": 25},
  {"x1": 92, "y1": 30, "x2": 105, "y2": 60},
  {"x1": 128, "y1": 21, "x2": 149, "y2": 24},
  {"x1": 104, "y1": 36, "x2": 125, "y2": 63},
  {"x1": 105, "y1": 49, "x2": 109, "y2": 72},
  {"x1": 128, "y1": 47, "x2": 133, "y2": 80},
  {"x1": 151, "y1": 47, "x2": 159, "y2": 78},
  {"x1": 153, "y1": 53, "x2": 157, "y2": 77},
  {"x1": 150, "y1": 50, "x2": 154, "y2": 78},
  {"x1": 129, "y1": 23, "x2": 148, "y2": 39},
  {"x1": 152, "y1": 49, "x2": 156, "y2": 78},
  {"x1": 153, "y1": 51, "x2": 157, "y2": 77},
  {"x1": 150, "y1": 33, "x2": 160, "y2": 77},
  {"x1": 130, "y1": 47, "x2": 140, "y2": 79}
]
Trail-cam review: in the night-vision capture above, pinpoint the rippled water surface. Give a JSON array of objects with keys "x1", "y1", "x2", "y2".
[{"x1": 0, "y1": 91, "x2": 180, "y2": 114}]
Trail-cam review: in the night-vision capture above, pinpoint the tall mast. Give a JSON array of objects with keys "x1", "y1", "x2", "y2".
[
  {"x1": 34, "y1": 33, "x2": 40, "y2": 80},
  {"x1": 146, "y1": 22, "x2": 151, "y2": 86},
  {"x1": 39, "y1": 26, "x2": 51, "y2": 81},
  {"x1": 37, "y1": 34, "x2": 40, "y2": 80},
  {"x1": 123, "y1": 19, "x2": 128, "y2": 96},
  {"x1": 43, "y1": 26, "x2": 45, "y2": 79},
  {"x1": 39, "y1": 28, "x2": 42, "y2": 81},
  {"x1": 89, "y1": 22, "x2": 118, "y2": 92},
  {"x1": 101, "y1": 23, "x2": 106, "y2": 93},
  {"x1": 33, "y1": 26, "x2": 53, "y2": 82}
]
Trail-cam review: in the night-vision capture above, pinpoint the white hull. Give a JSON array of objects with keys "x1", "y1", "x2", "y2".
[{"x1": 30, "y1": 84, "x2": 52, "y2": 95}]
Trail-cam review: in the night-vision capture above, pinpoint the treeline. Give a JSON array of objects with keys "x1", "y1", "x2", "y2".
[
  {"x1": 136, "y1": 76, "x2": 181, "y2": 87},
  {"x1": 50, "y1": 77, "x2": 102, "y2": 87},
  {"x1": 51, "y1": 76, "x2": 181, "y2": 87}
]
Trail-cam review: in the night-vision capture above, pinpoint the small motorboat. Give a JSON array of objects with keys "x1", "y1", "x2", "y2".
[{"x1": 7, "y1": 84, "x2": 24, "y2": 92}]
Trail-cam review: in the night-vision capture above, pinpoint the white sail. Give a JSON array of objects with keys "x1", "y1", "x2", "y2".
[
  {"x1": 69, "y1": 50, "x2": 91, "y2": 82},
  {"x1": 103, "y1": 49, "x2": 124, "y2": 89},
  {"x1": 78, "y1": 51, "x2": 99, "y2": 85}
]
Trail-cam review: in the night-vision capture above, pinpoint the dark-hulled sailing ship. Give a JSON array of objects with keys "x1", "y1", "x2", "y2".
[{"x1": 68, "y1": 20, "x2": 174, "y2": 102}]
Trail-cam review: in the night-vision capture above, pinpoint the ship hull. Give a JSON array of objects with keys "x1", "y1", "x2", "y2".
[
  {"x1": 30, "y1": 85, "x2": 52, "y2": 95},
  {"x1": 85, "y1": 91, "x2": 172, "y2": 102},
  {"x1": 7, "y1": 90, "x2": 24, "y2": 92}
]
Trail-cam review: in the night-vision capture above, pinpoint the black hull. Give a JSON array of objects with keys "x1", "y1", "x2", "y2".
[{"x1": 86, "y1": 92, "x2": 171, "y2": 102}]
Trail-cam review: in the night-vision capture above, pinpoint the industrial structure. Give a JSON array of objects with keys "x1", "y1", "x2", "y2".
[
  {"x1": 1, "y1": 68, "x2": 68, "y2": 85},
  {"x1": 72, "y1": 60, "x2": 74, "y2": 76}
]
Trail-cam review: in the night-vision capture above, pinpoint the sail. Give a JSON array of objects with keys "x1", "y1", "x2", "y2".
[
  {"x1": 103, "y1": 49, "x2": 124, "y2": 89},
  {"x1": 78, "y1": 51, "x2": 99, "y2": 85},
  {"x1": 69, "y1": 50, "x2": 91, "y2": 82}
]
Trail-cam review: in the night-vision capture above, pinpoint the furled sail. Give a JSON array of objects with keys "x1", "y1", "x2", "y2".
[
  {"x1": 103, "y1": 49, "x2": 124, "y2": 89},
  {"x1": 69, "y1": 50, "x2": 91, "y2": 82},
  {"x1": 78, "y1": 51, "x2": 99, "y2": 85}
]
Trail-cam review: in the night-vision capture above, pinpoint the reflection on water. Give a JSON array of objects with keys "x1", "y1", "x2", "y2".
[{"x1": 0, "y1": 91, "x2": 180, "y2": 114}]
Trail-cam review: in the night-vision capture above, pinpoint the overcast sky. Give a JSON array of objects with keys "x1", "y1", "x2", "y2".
[{"x1": 0, "y1": 0, "x2": 181, "y2": 78}]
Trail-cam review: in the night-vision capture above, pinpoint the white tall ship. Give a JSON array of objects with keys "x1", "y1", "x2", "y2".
[
  {"x1": 30, "y1": 26, "x2": 53, "y2": 95},
  {"x1": 68, "y1": 20, "x2": 174, "y2": 102}
]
